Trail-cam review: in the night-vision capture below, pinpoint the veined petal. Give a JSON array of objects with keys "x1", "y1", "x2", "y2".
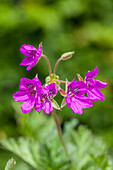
[
  {"x1": 86, "y1": 67, "x2": 99, "y2": 79},
  {"x1": 13, "y1": 91, "x2": 29, "y2": 102},
  {"x1": 35, "y1": 96, "x2": 42, "y2": 112},
  {"x1": 71, "y1": 101, "x2": 83, "y2": 114},
  {"x1": 26, "y1": 55, "x2": 40, "y2": 71},
  {"x1": 42, "y1": 85, "x2": 49, "y2": 95},
  {"x1": 20, "y1": 44, "x2": 37, "y2": 57},
  {"x1": 42, "y1": 101, "x2": 53, "y2": 114},
  {"x1": 32, "y1": 77, "x2": 42, "y2": 87},
  {"x1": 19, "y1": 78, "x2": 33, "y2": 91},
  {"x1": 70, "y1": 96, "x2": 93, "y2": 114},
  {"x1": 78, "y1": 89, "x2": 87, "y2": 96},
  {"x1": 66, "y1": 95, "x2": 72, "y2": 108},
  {"x1": 87, "y1": 89, "x2": 105, "y2": 102},
  {"x1": 48, "y1": 83, "x2": 57, "y2": 96},
  {"x1": 95, "y1": 80, "x2": 108, "y2": 89},
  {"x1": 73, "y1": 96, "x2": 93, "y2": 108},
  {"x1": 21, "y1": 97, "x2": 35, "y2": 114},
  {"x1": 20, "y1": 56, "x2": 34, "y2": 66},
  {"x1": 68, "y1": 79, "x2": 86, "y2": 89}
]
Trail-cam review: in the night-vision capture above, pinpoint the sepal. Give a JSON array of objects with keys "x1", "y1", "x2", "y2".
[
  {"x1": 61, "y1": 97, "x2": 66, "y2": 108},
  {"x1": 51, "y1": 99, "x2": 61, "y2": 110},
  {"x1": 77, "y1": 74, "x2": 83, "y2": 81},
  {"x1": 45, "y1": 74, "x2": 59, "y2": 85},
  {"x1": 59, "y1": 88, "x2": 66, "y2": 97}
]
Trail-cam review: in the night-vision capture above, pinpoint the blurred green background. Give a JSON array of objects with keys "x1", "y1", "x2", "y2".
[{"x1": 0, "y1": 0, "x2": 113, "y2": 168}]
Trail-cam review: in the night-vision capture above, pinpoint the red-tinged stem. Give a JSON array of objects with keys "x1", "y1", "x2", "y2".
[
  {"x1": 52, "y1": 109, "x2": 69, "y2": 157},
  {"x1": 42, "y1": 54, "x2": 52, "y2": 76},
  {"x1": 53, "y1": 58, "x2": 61, "y2": 75},
  {"x1": 54, "y1": 79, "x2": 66, "y2": 84}
]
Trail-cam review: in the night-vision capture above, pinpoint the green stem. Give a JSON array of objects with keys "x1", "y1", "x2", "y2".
[{"x1": 52, "y1": 109, "x2": 69, "y2": 156}]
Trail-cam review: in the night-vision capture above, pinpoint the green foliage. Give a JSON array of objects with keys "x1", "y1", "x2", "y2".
[
  {"x1": 5, "y1": 157, "x2": 16, "y2": 170},
  {"x1": 0, "y1": 115, "x2": 113, "y2": 170}
]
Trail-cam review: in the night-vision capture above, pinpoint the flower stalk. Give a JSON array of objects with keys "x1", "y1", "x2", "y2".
[
  {"x1": 53, "y1": 58, "x2": 61, "y2": 75},
  {"x1": 42, "y1": 54, "x2": 52, "y2": 77},
  {"x1": 52, "y1": 109, "x2": 69, "y2": 156}
]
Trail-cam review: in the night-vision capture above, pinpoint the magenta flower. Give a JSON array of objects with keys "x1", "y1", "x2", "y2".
[
  {"x1": 85, "y1": 67, "x2": 107, "y2": 101},
  {"x1": 13, "y1": 77, "x2": 42, "y2": 114},
  {"x1": 35, "y1": 83, "x2": 57, "y2": 114},
  {"x1": 66, "y1": 79, "x2": 93, "y2": 114},
  {"x1": 20, "y1": 43, "x2": 42, "y2": 71}
]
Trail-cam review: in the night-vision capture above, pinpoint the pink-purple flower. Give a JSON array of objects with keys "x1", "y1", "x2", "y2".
[
  {"x1": 13, "y1": 77, "x2": 57, "y2": 114},
  {"x1": 85, "y1": 67, "x2": 107, "y2": 101},
  {"x1": 20, "y1": 43, "x2": 42, "y2": 71},
  {"x1": 35, "y1": 83, "x2": 57, "y2": 114},
  {"x1": 66, "y1": 79, "x2": 93, "y2": 114},
  {"x1": 13, "y1": 77, "x2": 42, "y2": 114}
]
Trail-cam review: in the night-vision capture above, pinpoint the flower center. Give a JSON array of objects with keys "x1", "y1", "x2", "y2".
[
  {"x1": 86, "y1": 78, "x2": 95, "y2": 88},
  {"x1": 29, "y1": 50, "x2": 37, "y2": 56},
  {"x1": 68, "y1": 86, "x2": 79, "y2": 96},
  {"x1": 27, "y1": 83, "x2": 34, "y2": 90}
]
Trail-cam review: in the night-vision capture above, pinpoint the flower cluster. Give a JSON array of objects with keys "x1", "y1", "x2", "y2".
[{"x1": 13, "y1": 43, "x2": 107, "y2": 114}]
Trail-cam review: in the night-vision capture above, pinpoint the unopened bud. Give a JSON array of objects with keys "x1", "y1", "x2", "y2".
[{"x1": 61, "y1": 51, "x2": 75, "y2": 60}]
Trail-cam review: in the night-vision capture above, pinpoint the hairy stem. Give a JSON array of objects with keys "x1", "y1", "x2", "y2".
[
  {"x1": 52, "y1": 109, "x2": 69, "y2": 156},
  {"x1": 53, "y1": 58, "x2": 61, "y2": 75},
  {"x1": 54, "y1": 79, "x2": 66, "y2": 84},
  {"x1": 42, "y1": 54, "x2": 52, "y2": 76}
]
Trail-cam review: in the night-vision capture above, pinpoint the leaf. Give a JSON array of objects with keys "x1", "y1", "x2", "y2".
[
  {"x1": 1, "y1": 137, "x2": 39, "y2": 169},
  {"x1": 51, "y1": 99, "x2": 61, "y2": 110},
  {"x1": 61, "y1": 97, "x2": 66, "y2": 108},
  {"x1": 5, "y1": 157, "x2": 16, "y2": 170},
  {"x1": 1, "y1": 118, "x2": 113, "y2": 170}
]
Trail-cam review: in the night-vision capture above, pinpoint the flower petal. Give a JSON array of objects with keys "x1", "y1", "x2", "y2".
[
  {"x1": 26, "y1": 56, "x2": 39, "y2": 71},
  {"x1": 32, "y1": 77, "x2": 42, "y2": 87},
  {"x1": 71, "y1": 101, "x2": 83, "y2": 114},
  {"x1": 95, "y1": 80, "x2": 108, "y2": 89},
  {"x1": 35, "y1": 96, "x2": 42, "y2": 112},
  {"x1": 66, "y1": 95, "x2": 72, "y2": 108},
  {"x1": 73, "y1": 96, "x2": 93, "y2": 109},
  {"x1": 42, "y1": 101, "x2": 53, "y2": 114},
  {"x1": 20, "y1": 56, "x2": 34, "y2": 66},
  {"x1": 87, "y1": 89, "x2": 105, "y2": 102},
  {"x1": 19, "y1": 78, "x2": 33, "y2": 91},
  {"x1": 78, "y1": 89, "x2": 87, "y2": 96},
  {"x1": 48, "y1": 83, "x2": 57, "y2": 96},
  {"x1": 66, "y1": 96, "x2": 93, "y2": 114},
  {"x1": 21, "y1": 97, "x2": 35, "y2": 114},
  {"x1": 86, "y1": 67, "x2": 99, "y2": 79},
  {"x1": 13, "y1": 91, "x2": 29, "y2": 102},
  {"x1": 20, "y1": 44, "x2": 37, "y2": 57},
  {"x1": 37, "y1": 43, "x2": 42, "y2": 56}
]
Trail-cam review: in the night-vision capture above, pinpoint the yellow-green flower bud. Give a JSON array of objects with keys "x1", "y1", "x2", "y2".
[{"x1": 61, "y1": 51, "x2": 74, "y2": 60}]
